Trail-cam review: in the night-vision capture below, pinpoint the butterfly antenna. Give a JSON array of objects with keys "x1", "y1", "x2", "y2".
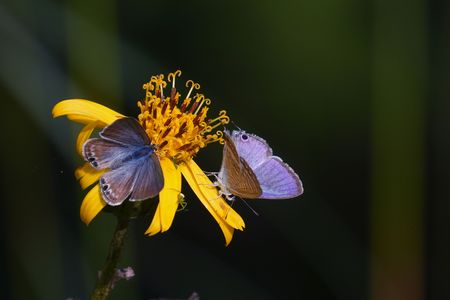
[
  {"x1": 239, "y1": 198, "x2": 259, "y2": 216},
  {"x1": 231, "y1": 121, "x2": 242, "y2": 131}
]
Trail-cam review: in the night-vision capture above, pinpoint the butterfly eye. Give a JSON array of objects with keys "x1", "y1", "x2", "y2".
[{"x1": 240, "y1": 134, "x2": 249, "y2": 142}]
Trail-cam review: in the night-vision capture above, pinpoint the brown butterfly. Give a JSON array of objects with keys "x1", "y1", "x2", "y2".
[{"x1": 216, "y1": 130, "x2": 262, "y2": 200}]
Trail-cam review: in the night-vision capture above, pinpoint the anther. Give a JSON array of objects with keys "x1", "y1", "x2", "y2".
[
  {"x1": 159, "y1": 140, "x2": 168, "y2": 149},
  {"x1": 180, "y1": 98, "x2": 191, "y2": 112},
  {"x1": 161, "y1": 127, "x2": 172, "y2": 139},
  {"x1": 164, "y1": 117, "x2": 172, "y2": 127},
  {"x1": 189, "y1": 100, "x2": 199, "y2": 114},
  {"x1": 161, "y1": 101, "x2": 169, "y2": 115}
]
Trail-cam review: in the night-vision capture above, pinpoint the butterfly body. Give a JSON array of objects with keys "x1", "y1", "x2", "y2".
[
  {"x1": 83, "y1": 117, "x2": 164, "y2": 206},
  {"x1": 217, "y1": 130, "x2": 303, "y2": 200},
  {"x1": 120, "y1": 145, "x2": 154, "y2": 164}
]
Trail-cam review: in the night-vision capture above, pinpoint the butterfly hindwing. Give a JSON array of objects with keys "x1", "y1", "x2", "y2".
[
  {"x1": 100, "y1": 163, "x2": 137, "y2": 205},
  {"x1": 129, "y1": 153, "x2": 164, "y2": 201},
  {"x1": 253, "y1": 156, "x2": 303, "y2": 199}
]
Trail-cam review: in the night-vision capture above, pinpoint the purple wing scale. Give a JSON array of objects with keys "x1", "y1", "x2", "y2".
[
  {"x1": 253, "y1": 157, "x2": 303, "y2": 199},
  {"x1": 129, "y1": 154, "x2": 164, "y2": 201},
  {"x1": 83, "y1": 138, "x2": 133, "y2": 170},
  {"x1": 100, "y1": 117, "x2": 150, "y2": 146},
  {"x1": 229, "y1": 130, "x2": 272, "y2": 169},
  {"x1": 100, "y1": 165, "x2": 137, "y2": 205}
]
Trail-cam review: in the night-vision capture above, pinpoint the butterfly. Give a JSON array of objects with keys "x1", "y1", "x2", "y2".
[
  {"x1": 216, "y1": 130, "x2": 303, "y2": 200},
  {"x1": 82, "y1": 117, "x2": 164, "y2": 206}
]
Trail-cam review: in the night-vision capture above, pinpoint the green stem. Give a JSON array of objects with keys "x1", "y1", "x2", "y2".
[{"x1": 90, "y1": 217, "x2": 130, "y2": 300}]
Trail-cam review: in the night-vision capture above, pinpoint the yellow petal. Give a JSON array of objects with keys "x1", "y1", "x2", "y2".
[
  {"x1": 146, "y1": 158, "x2": 182, "y2": 235},
  {"x1": 76, "y1": 121, "x2": 98, "y2": 156},
  {"x1": 180, "y1": 160, "x2": 245, "y2": 246},
  {"x1": 80, "y1": 184, "x2": 106, "y2": 225},
  {"x1": 52, "y1": 99, "x2": 124, "y2": 126},
  {"x1": 75, "y1": 163, "x2": 105, "y2": 190}
]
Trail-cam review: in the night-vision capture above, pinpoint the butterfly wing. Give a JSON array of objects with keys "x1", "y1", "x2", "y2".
[
  {"x1": 99, "y1": 163, "x2": 137, "y2": 205},
  {"x1": 100, "y1": 153, "x2": 164, "y2": 205},
  {"x1": 100, "y1": 117, "x2": 150, "y2": 146},
  {"x1": 83, "y1": 117, "x2": 150, "y2": 170},
  {"x1": 83, "y1": 138, "x2": 136, "y2": 170},
  {"x1": 219, "y1": 132, "x2": 262, "y2": 199},
  {"x1": 252, "y1": 156, "x2": 303, "y2": 199},
  {"x1": 229, "y1": 130, "x2": 272, "y2": 169},
  {"x1": 230, "y1": 129, "x2": 303, "y2": 199},
  {"x1": 129, "y1": 153, "x2": 164, "y2": 201}
]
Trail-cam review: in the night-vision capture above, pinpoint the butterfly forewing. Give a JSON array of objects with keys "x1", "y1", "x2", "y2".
[
  {"x1": 83, "y1": 138, "x2": 132, "y2": 170},
  {"x1": 253, "y1": 156, "x2": 303, "y2": 199},
  {"x1": 129, "y1": 153, "x2": 164, "y2": 201},
  {"x1": 100, "y1": 117, "x2": 150, "y2": 146},
  {"x1": 220, "y1": 133, "x2": 262, "y2": 199},
  {"x1": 230, "y1": 130, "x2": 273, "y2": 169}
]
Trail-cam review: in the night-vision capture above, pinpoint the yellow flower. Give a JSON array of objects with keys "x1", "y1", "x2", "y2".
[{"x1": 53, "y1": 71, "x2": 245, "y2": 245}]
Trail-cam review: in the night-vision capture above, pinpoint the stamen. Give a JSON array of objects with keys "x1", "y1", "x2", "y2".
[
  {"x1": 161, "y1": 101, "x2": 169, "y2": 115},
  {"x1": 158, "y1": 140, "x2": 168, "y2": 149},
  {"x1": 180, "y1": 98, "x2": 191, "y2": 112},
  {"x1": 200, "y1": 121, "x2": 213, "y2": 133},
  {"x1": 208, "y1": 110, "x2": 230, "y2": 127},
  {"x1": 164, "y1": 117, "x2": 172, "y2": 127},
  {"x1": 189, "y1": 99, "x2": 200, "y2": 114},
  {"x1": 161, "y1": 127, "x2": 172, "y2": 139},
  {"x1": 185, "y1": 80, "x2": 200, "y2": 101},
  {"x1": 178, "y1": 143, "x2": 191, "y2": 151},
  {"x1": 194, "y1": 96, "x2": 210, "y2": 115},
  {"x1": 138, "y1": 71, "x2": 230, "y2": 163},
  {"x1": 168, "y1": 70, "x2": 182, "y2": 89},
  {"x1": 176, "y1": 122, "x2": 187, "y2": 137},
  {"x1": 160, "y1": 83, "x2": 164, "y2": 100},
  {"x1": 170, "y1": 88, "x2": 177, "y2": 106}
]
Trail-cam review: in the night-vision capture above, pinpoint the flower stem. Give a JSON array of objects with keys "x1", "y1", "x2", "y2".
[{"x1": 90, "y1": 217, "x2": 130, "y2": 300}]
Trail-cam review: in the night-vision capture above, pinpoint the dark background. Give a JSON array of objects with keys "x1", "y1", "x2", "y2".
[{"x1": 0, "y1": 0, "x2": 449, "y2": 299}]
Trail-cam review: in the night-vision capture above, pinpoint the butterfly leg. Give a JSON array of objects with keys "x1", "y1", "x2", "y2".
[{"x1": 201, "y1": 171, "x2": 219, "y2": 177}]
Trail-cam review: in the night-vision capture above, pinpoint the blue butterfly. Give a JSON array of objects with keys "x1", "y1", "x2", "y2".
[
  {"x1": 217, "y1": 129, "x2": 303, "y2": 200},
  {"x1": 82, "y1": 117, "x2": 164, "y2": 206}
]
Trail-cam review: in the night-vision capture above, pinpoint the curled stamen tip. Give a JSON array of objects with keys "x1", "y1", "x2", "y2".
[
  {"x1": 202, "y1": 125, "x2": 213, "y2": 133},
  {"x1": 186, "y1": 80, "x2": 201, "y2": 90},
  {"x1": 168, "y1": 70, "x2": 182, "y2": 82},
  {"x1": 221, "y1": 116, "x2": 230, "y2": 124},
  {"x1": 194, "y1": 93, "x2": 205, "y2": 102}
]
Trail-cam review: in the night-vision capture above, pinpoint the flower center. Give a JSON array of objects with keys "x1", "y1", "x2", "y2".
[{"x1": 137, "y1": 70, "x2": 229, "y2": 163}]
